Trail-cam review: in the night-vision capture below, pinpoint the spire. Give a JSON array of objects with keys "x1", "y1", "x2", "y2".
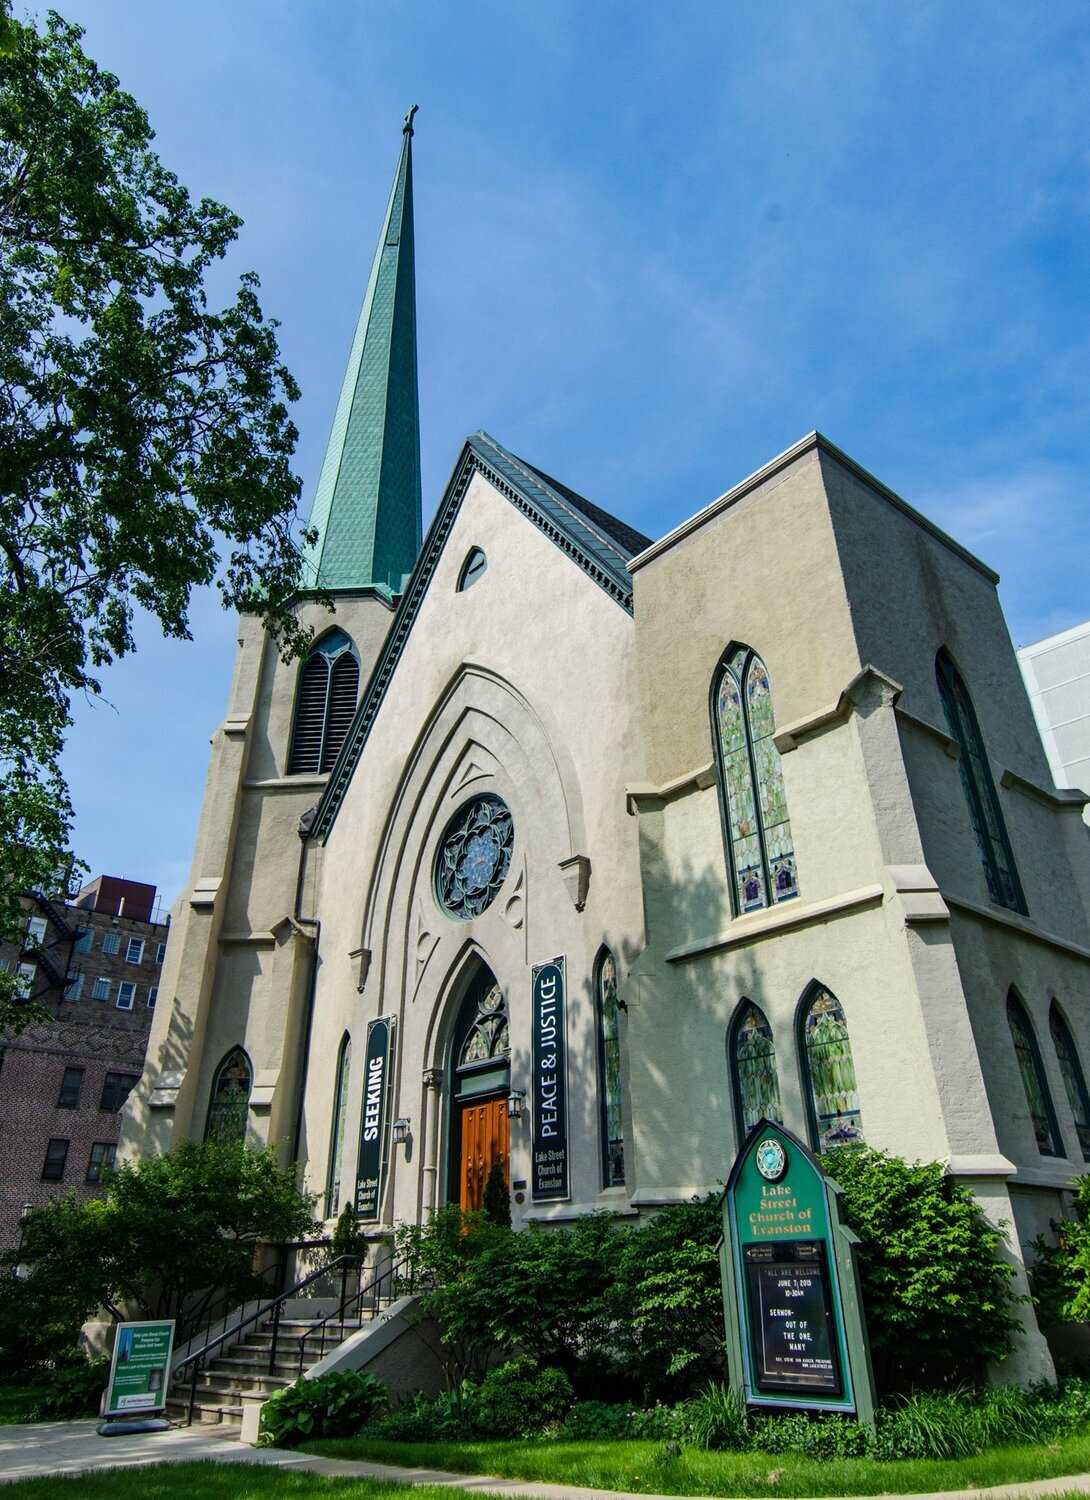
[{"x1": 303, "y1": 110, "x2": 423, "y2": 595}]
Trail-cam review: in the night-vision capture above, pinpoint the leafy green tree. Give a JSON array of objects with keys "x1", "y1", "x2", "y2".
[
  {"x1": 0, "y1": 1141, "x2": 317, "y2": 1363},
  {"x1": 0, "y1": 5, "x2": 319, "y2": 1030},
  {"x1": 825, "y1": 1145, "x2": 1017, "y2": 1391}
]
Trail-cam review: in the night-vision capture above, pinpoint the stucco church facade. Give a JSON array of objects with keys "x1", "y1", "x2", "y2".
[{"x1": 120, "y1": 115, "x2": 1090, "y2": 1383}]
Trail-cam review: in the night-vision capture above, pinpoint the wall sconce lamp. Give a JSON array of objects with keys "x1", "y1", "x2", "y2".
[
  {"x1": 507, "y1": 1090, "x2": 526, "y2": 1121},
  {"x1": 391, "y1": 1117, "x2": 411, "y2": 1146}
]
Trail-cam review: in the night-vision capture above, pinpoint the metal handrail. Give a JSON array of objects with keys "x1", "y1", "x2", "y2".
[
  {"x1": 174, "y1": 1252, "x2": 362, "y2": 1425},
  {"x1": 294, "y1": 1250, "x2": 418, "y2": 1377}
]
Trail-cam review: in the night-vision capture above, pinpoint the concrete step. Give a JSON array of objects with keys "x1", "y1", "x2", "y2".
[
  {"x1": 208, "y1": 1354, "x2": 324, "y2": 1380},
  {"x1": 195, "y1": 1370, "x2": 294, "y2": 1397},
  {"x1": 165, "y1": 1396, "x2": 244, "y2": 1426}
]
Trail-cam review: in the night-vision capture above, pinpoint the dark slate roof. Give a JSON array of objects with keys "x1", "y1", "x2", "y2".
[
  {"x1": 310, "y1": 430, "x2": 645, "y2": 842},
  {"x1": 505, "y1": 452, "x2": 652, "y2": 559}
]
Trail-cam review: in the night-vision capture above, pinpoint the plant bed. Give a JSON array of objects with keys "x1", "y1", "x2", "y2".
[
  {"x1": 0, "y1": 1384, "x2": 49, "y2": 1425},
  {"x1": 300, "y1": 1429, "x2": 1090, "y2": 1498}
]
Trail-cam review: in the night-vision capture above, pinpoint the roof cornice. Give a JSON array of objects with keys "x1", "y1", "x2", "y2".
[
  {"x1": 310, "y1": 432, "x2": 635, "y2": 843},
  {"x1": 627, "y1": 431, "x2": 999, "y2": 585}
]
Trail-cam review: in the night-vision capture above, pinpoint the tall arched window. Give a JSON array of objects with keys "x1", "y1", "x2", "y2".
[
  {"x1": 713, "y1": 645, "x2": 798, "y2": 915},
  {"x1": 1008, "y1": 993, "x2": 1062, "y2": 1157},
  {"x1": 1050, "y1": 1005, "x2": 1090, "y2": 1161},
  {"x1": 204, "y1": 1047, "x2": 252, "y2": 1144},
  {"x1": 729, "y1": 1000, "x2": 784, "y2": 1141},
  {"x1": 595, "y1": 949, "x2": 625, "y2": 1187},
  {"x1": 936, "y1": 650, "x2": 1025, "y2": 914},
  {"x1": 798, "y1": 985, "x2": 863, "y2": 1152},
  {"x1": 288, "y1": 629, "x2": 360, "y2": 774},
  {"x1": 325, "y1": 1033, "x2": 352, "y2": 1216}
]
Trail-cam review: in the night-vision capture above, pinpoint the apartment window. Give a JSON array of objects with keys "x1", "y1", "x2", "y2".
[
  {"x1": 125, "y1": 938, "x2": 144, "y2": 965},
  {"x1": 26, "y1": 915, "x2": 48, "y2": 949},
  {"x1": 15, "y1": 963, "x2": 36, "y2": 999},
  {"x1": 64, "y1": 971, "x2": 84, "y2": 1002},
  {"x1": 86, "y1": 1142, "x2": 117, "y2": 1184},
  {"x1": 74, "y1": 929, "x2": 93, "y2": 954},
  {"x1": 147, "y1": 986, "x2": 158, "y2": 1009},
  {"x1": 41, "y1": 1138, "x2": 69, "y2": 1181},
  {"x1": 155, "y1": 942, "x2": 167, "y2": 965},
  {"x1": 102, "y1": 932, "x2": 120, "y2": 956},
  {"x1": 57, "y1": 1066, "x2": 84, "y2": 1109},
  {"x1": 116, "y1": 981, "x2": 136, "y2": 1011},
  {"x1": 91, "y1": 977, "x2": 110, "y2": 1002},
  {"x1": 100, "y1": 1072, "x2": 139, "y2": 1112}
]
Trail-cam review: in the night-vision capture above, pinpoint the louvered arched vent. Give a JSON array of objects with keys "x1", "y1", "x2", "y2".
[
  {"x1": 322, "y1": 652, "x2": 360, "y2": 771},
  {"x1": 288, "y1": 630, "x2": 360, "y2": 774}
]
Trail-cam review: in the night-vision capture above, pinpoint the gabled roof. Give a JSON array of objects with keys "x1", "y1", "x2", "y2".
[{"x1": 310, "y1": 430, "x2": 645, "y2": 842}]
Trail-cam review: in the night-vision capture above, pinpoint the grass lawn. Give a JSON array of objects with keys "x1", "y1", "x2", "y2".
[
  {"x1": 301, "y1": 1429, "x2": 1090, "y2": 1497},
  {"x1": 0, "y1": 1384, "x2": 48, "y2": 1425},
  {"x1": 4, "y1": 1462, "x2": 474, "y2": 1498}
]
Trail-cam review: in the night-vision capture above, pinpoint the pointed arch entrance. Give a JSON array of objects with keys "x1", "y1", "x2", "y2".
[{"x1": 448, "y1": 963, "x2": 511, "y2": 1212}]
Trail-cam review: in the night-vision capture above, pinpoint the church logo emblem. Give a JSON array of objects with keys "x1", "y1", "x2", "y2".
[{"x1": 755, "y1": 1137, "x2": 787, "y2": 1181}]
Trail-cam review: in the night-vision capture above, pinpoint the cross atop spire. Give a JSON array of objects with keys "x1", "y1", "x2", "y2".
[{"x1": 303, "y1": 111, "x2": 423, "y2": 596}]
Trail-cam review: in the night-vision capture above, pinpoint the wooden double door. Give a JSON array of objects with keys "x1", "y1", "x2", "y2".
[{"x1": 458, "y1": 1095, "x2": 509, "y2": 1212}]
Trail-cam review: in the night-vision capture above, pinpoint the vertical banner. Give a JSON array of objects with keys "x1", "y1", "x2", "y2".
[
  {"x1": 104, "y1": 1320, "x2": 175, "y2": 1417},
  {"x1": 356, "y1": 1016, "x2": 395, "y2": 1220},
  {"x1": 531, "y1": 956, "x2": 569, "y2": 1202}
]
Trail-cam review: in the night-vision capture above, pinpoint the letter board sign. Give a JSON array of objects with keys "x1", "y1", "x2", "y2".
[
  {"x1": 356, "y1": 1016, "x2": 394, "y2": 1220},
  {"x1": 531, "y1": 956, "x2": 569, "y2": 1202}
]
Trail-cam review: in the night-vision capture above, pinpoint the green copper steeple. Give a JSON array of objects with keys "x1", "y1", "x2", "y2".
[{"x1": 304, "y1": 108, "x2": 423, "y2": 594}]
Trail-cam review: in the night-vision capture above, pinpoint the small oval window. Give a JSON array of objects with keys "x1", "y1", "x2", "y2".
[{"x1": 457, "y1": 547, "x2": 488, "y2": 592}]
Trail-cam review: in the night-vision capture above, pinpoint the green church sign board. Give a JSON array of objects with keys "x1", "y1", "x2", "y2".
[{"x1": 720, "y1": 1119, "x2": 875, "y2": 1425}]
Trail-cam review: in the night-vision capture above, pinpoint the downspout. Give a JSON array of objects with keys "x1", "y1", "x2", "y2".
[{"x1": 290, "y1": 807, "x2": 321, "y2": 1169}]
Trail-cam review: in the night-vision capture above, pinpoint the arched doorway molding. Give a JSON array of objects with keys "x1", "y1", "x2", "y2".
[{"x1": 357, "y1": 662, "x2": 587, "y2": 982}]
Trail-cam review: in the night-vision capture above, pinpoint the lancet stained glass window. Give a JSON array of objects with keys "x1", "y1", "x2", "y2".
[
  {"x1": 596, "y1": 950, "x2": 625, "y2": 1187},
  {"x1": 326, "y1": 1033, "x2": 352, "y2": 1216},
  {"x1": 731, "y1": 1001, "x2": 784, "y2": 1139},
  {"x1": 204, "y1": 1047, "x2": 252, "y2": 1144},
  {"x1": 800, "y1": 987, "x2": 863, "y2": 1152},
  {"x1": 713, "y1": 646, "x2": 798, "y2": 915},
  {"x1": 1008, "y1": 993, "x2": 1062, "y2": 1157},
  {"x1": 1050, "y1": 1005, "x2": 1090, "y2": 1161},
  {"x1": 435, "y1": 795, "x2": 514, "y2": 920},
  {"x1": 288, "y1": 629, "x2": 360, "y2": 775},
  {"x1": 936, "y1": 651, "x2": 1025, "y2": 914}
]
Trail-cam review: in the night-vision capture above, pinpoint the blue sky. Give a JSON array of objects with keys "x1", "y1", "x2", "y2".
[{"x1": 58, "y1": 0, "x2": 1090, "y2": 912}]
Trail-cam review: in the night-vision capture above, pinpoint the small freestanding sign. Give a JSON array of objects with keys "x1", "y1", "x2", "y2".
[
  {"x1": 720, "y1": 1119, "x2": 874, "y2": 1426},
  {"x1": 99, "y1": 1319, "x2": 175, "y2": 1434}
]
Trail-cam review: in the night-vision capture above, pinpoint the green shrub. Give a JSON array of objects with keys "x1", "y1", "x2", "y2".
[
  {"x1": 678, "y1": 1381, "x2": 748, "y2": 1451},
  {"x1": 397, "y1": 1195, "x2": 723, "y2": 1401},
  {"x1": 561, "y1": 1400, "x2": 643, "y2": 1439},
  {"x1": 825, "y1": 1146, "x2": 1017, "y2": 1392},
  {"x1": 1032, "y1": 1177, "x2": 1090, "y2": 1327},
  {"x1": 746, "y1": 1409, "x2": 869, "y2": 1460},
  {"x1": 259, "y1": 1370, "x2": 387, "y2": 1447},
  {"x1": 370, "y1": 1386, "x2": 480, "y2": 1442},
  {"x1": 482, "y1": 1162, "x2": 511, "y2": 1229},
  {"x1": 475, "y1": 1357, "x2": 573, "y2": 1437},
  {"x1": 27, "y1": 1355, "x2": 109, "y2": 1420}
]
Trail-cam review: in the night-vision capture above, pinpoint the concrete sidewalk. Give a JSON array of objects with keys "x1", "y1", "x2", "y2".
[{"x1": 3, "y1": 1419, "x2": 1090, "y2": 1500}]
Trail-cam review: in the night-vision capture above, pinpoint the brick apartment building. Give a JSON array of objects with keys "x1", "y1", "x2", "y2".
[{"x1": 0, "y1": 875, "x2": 168, "y2": 1251}]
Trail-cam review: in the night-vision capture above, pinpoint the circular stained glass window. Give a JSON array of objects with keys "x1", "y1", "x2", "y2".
[{"x1": 434, "y1": 794, "x2": 514, "y2": 920}]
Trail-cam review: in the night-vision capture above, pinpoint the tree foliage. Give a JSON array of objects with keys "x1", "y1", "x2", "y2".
[
  {"x1": 825, "y1": 1145, "x2": 1018, "y2": 1391},
  {"x1": 1030, "y1": 1174, "x2": 1090, "y2": 1328},
  {"x1": 0, "y1": 1140, "x2": 317, "y2": 1363},
  {"x1": 0, "y1": 5, "x2": 318, "y2": 1028}
]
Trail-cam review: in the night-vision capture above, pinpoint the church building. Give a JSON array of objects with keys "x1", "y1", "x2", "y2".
[{"x1": 120, "y1": 114, "x2": 1090, "y2": 1383}]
